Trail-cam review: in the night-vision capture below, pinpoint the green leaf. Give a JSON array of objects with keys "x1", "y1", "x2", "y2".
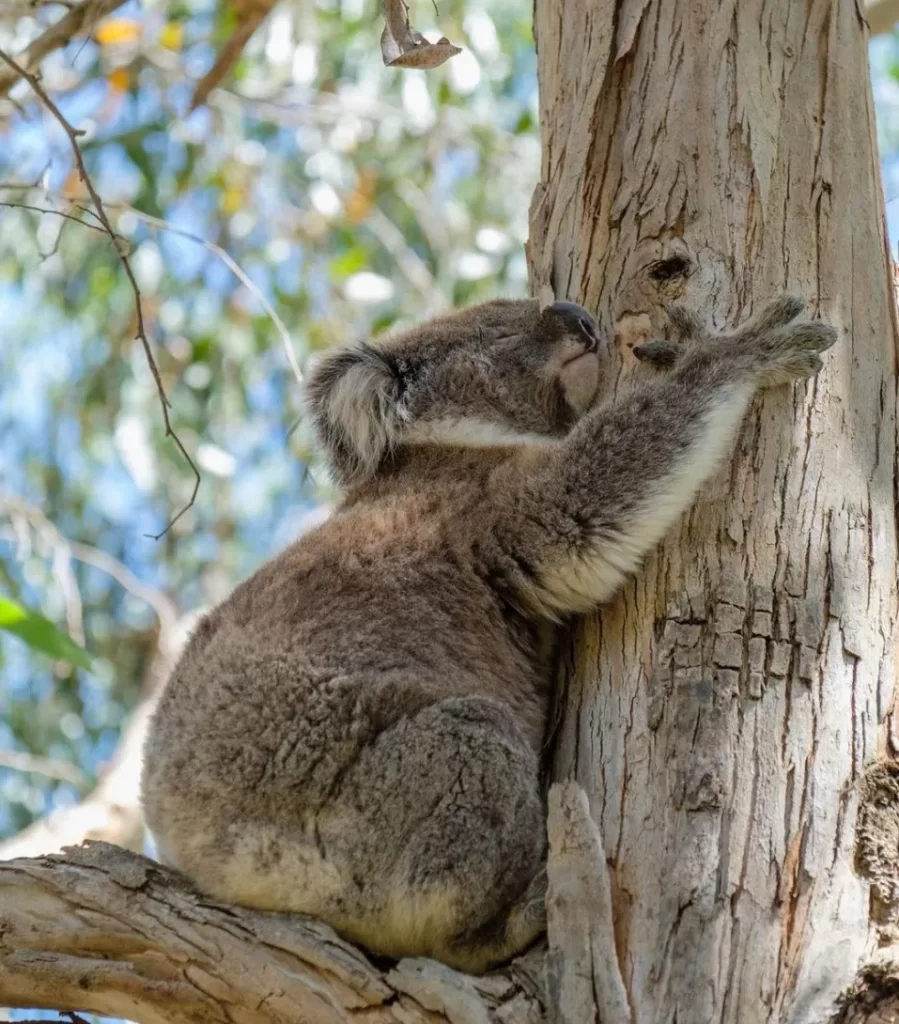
[{"x1": 0, "y1": 596, "x2": 92, "y2": 671}]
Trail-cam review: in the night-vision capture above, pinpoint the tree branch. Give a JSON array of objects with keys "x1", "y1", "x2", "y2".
[
  {"x1": 0, "y1": 842, "x2": 547, "y2": 1024},
  {"x1": 0, "y1": 0, "x2": 128, "y2": 100},
  {"x1": 0, "y1": 750, "x2": 87, "y2": 787}
]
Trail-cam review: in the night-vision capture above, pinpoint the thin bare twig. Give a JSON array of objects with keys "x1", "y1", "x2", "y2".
[
  {"x1": 0, "y1": 48, "x2": 200, "y2": 540},
  {"x1": 0, "y1": 190, "x2": 303, "y2": 385},
  {"x1": 189, "y1": 0, "x2": 276, "y2": 112},
  {"x1": 0, "y1": 0, "x2": 129, "y2": 99},
  {"x1": 365, "y1": 206, "x2": 446, "y2": 312},
  {"x1": 1, "y1": 190, "x2": 315, "y2": 481},
  {"x1": 0, "y1": 493, "x2": 179, "y2": 637},
  {"x1": 118, "y1": 205, "x2": 304, "y2": 386},
  {"x1": 0, "y1": 200, "x2": 128, "y2": 247},
  {"x1": 68, "y1": 538, "x2": 178, "y2": 631}
]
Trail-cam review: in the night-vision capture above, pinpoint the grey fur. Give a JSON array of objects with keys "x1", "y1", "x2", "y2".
[{"x1": 142, "y1": 295, "x2": 837, "y2": 973}]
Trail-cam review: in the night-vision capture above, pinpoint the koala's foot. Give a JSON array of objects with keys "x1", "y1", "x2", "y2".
[
  {"x1": 447, "y1": 865, "x2": 547, "y2": 970},
  {"x1": 505, "y1": 865, "x2": 548, "y2": 944},
  {"x1": 328, "y1": 695, "x2": 546, "y2": 974},
  {"x1": 634, "y1": 295, "x2": 837, "y2": 388}
]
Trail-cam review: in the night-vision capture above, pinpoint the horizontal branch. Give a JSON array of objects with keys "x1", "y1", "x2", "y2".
[{"x1": 0, "y1": 842, "x2": 547, "y2": 1024}]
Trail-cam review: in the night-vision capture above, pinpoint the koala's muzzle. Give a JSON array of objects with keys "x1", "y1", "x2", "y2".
[
  {"x1": 542, "y1": 301, "x2": 600, "y2": 352},
  {"x1": 543, "y1": 301, "x2": 602, "y2": 416}
]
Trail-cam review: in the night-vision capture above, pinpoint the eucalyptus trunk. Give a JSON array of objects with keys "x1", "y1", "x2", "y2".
[{"x1": 528, "y1": 3, "x2": 899, "y2": 1022}]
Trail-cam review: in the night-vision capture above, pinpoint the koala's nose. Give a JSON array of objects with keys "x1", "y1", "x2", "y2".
[{"x1": 545, "y1": 300, "x2": 600, "y2": 352}]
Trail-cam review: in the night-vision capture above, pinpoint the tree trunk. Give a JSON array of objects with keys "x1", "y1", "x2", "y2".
[{"x1": 528, "y1": 2, "x2": 899, "y2": 1023}]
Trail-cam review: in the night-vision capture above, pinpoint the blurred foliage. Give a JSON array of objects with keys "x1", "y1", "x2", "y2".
[
  {"x1": 0, "y1": 0, "x2": 539, "y2": 839},
  {"x1": 0, "y1": 595, "x2": 92, "y2": 670}
]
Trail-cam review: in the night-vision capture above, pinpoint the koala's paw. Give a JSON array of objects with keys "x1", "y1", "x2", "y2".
[
  {"x1": 635, "y1": 295, "x2": 838, "y2": 387},
  {"x1": 500, "y1": 867, "x2": 548, "y2": 955},
  {"x1": 739, "y1": 315, "x2": 838, "y2": 389},
  {"x1": 733, "y1": 295, "x2": 808, "y2": 341}
]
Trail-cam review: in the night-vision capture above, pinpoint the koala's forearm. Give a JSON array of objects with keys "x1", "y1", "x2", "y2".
[{"x1": 510, "y1": 355, "x2": 755, "y2": 616}]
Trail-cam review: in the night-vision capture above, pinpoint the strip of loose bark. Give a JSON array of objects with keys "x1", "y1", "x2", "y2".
[
  {"x1": 545, "y1": 782, "x2": 630, "y2": 1024},
  {"x1": 0, "y1": 841, "x2": 546, "y2": 1024}
]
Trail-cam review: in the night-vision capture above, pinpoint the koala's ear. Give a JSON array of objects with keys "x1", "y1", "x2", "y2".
[{"x1": 304, "y1": 343, "x2": 407, "y2": 485}]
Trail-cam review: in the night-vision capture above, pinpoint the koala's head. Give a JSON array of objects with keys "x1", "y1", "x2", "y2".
[{"x1": 305, "y1": 298, "x2": 602, "y2": 485}]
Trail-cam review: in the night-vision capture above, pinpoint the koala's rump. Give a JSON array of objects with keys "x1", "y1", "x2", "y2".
[{"x1": 141, "y1": 506, "x2": 549, "y2": 951}]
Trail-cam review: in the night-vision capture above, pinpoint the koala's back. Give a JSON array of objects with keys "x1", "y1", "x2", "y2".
[{"x1": 142, "y1": 457, "x2": 551, "y2": 964}]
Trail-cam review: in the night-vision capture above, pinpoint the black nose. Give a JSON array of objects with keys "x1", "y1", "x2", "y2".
[{"x1": 545, "y1": 300, "x2": 600, "y2": 351}]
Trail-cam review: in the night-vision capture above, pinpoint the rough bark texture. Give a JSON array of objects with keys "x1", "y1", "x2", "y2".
[
  {"x1": 0, "y1": 786, "x2": 608, "y2": 1024},
  {"x1": 0, "y1": 841, "x2": 549, "y2": 1024},
  {"x1": 529, "y1": 2, "x2": 899, "y2": 1023}
]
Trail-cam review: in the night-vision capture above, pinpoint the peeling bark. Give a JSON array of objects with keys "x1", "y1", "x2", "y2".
[
  {"x1": 530, "y1": 1, "x2": 899, "y2": 1022},
  {"x1": 545, "y1": 783, "x2": 630, "y2": 1024}
]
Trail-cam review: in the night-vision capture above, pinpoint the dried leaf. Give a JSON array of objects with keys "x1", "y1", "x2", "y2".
[
  {"x1": 387, "y1": 38, "x2": 461, "y2": 69},
  {"x1": 383, "y1": 0, "x2": 413, "y2": 45},
  {"x1": 380, "y1": 0, "x2": 461, "y2": 70},
  {"x1": 379, "y1": 22, "x2": 404, "y2": 66}
]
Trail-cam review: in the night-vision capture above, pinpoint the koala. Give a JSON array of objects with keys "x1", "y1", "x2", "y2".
[{"x1": 141, "y1": 294, "x2": 836, "y2": 973}]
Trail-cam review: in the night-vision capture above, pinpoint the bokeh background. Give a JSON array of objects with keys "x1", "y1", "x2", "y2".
[{"x1": 0, "y1": 0, "x2": 898, "y2": 879}]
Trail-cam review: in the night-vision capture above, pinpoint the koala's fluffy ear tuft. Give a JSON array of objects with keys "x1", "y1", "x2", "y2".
[{"x1": 305, "y1": 343, "x2": 407, "y2": 485}]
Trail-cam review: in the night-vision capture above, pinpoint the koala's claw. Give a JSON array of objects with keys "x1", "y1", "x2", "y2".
[
  {"x1": 521, "y1": 867, "x2": 548, "y2": 923},
  {"x1": 752, "y1": 318, "x2": 837, "y2": 387},
  {"x1": 769, "y1": 320, "x2": 838, "y2": 353}
]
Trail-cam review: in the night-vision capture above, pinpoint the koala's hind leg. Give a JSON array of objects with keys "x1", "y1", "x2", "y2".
[{"x1": 329, "y1": 695, "x2": 546, "y2": 973}]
